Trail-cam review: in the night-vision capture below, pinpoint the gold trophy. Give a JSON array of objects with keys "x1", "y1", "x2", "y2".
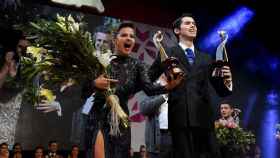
[{"x1": 153, "y1": 31, "x2": 184, "y2": 80}]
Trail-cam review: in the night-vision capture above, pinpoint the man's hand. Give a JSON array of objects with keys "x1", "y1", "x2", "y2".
[
  {"x1": 221, "y1": 66, "x2": 232, "y2": 90},
  {"x1": 93, "y1": 74, "x2": 118, "y2": 90},
  {"x1": 164, "y1": 74, "x2": 184, "y2": 91},
  {"x1": 13, "y1": 153, "x2": 22, "y2": 158},
  {"x1": 212, "y1": 66, "x2": 232, "y2": 90},
  {"x1": 157, "y1": 73, "x2": 167, "y2": 86},
  {"x1": 221, "y1": 66, "x2": 232, "y2": 79},
  {"x1": 212, "y1": 66, "x2": 231, "y2": 78},
  {"x1": 36, "y1": 100, "x2": 62, "y2": 116}
]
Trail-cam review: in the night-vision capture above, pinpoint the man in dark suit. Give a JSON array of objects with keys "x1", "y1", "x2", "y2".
[
  {"x1": 45, "y1": 141, "x2": 63, "y2": 158},
  {"x1": 140, "y1": 74, "x2": 173, "y2": 158},
  {"x1": 149, "y1": 14, "x2": 233, "y2": 158}
]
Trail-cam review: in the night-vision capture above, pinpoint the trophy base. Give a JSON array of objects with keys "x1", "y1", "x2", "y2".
[
  {"x1": 211, "y1": 60, "x2": 230, "y2": 79},
  {"x1": 212, "y1": 60, "x2": 229, "y2": 68},
  {"x1": 210, "y1": 60, "x2": 232, "y2": 96},
  {"x1": 162, "y1": 57, "x2": 184, "y2": 81}
]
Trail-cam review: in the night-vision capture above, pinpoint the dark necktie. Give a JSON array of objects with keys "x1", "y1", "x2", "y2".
[{"x1": 185, "y1": 48, "x2": 195, "y2": 65}]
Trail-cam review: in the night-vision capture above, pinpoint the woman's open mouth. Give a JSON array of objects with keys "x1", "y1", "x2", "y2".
[
  {"x1": 124, "y1": 43, "x2": 132, "y2": 48},
  {"x1": 123, "y1": 43, "x2": 133, "y2": 51}
]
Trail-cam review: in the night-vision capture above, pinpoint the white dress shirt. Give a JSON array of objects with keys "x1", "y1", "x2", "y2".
[
  {"x1": 179, "y1": 42, "x2": 195, "y2": 57},
  {"x1": 156, "y1": 77, "x2": 169, "y2": 129}
]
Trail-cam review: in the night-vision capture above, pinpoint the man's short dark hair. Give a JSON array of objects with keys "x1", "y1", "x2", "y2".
[
  {"x1": 172, "y1": 13, "x2": 195, "y2": 30},
  {"x1": 116, "y1": 22, "x2": 135, "y2": 33},
  {"x1": 12, "y1": 143, "x2": 21, "y2": 150},
  {"x1": 139, "y1": 145, "x2": 146, "y2": 151},
  {"x1": 71, "y1": 144, "x2": 79, "y2": 149},
  {"x1": 220, "y1": 100, "x2": 233, "y2": 108},
  {"x1": 0, "y1": 142, "x2": 8, "y2": 148},
  {"x1": 35, "y1": 145, "x2": 44, "y2": 151},
  {"x1": 48, "y1": 140, "x2": 58, "y2": 146}
]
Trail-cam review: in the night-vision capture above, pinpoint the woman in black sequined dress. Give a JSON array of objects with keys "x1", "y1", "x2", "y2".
[{"x1": 84, "y1": 23, "x2": 182, "y2": 158}]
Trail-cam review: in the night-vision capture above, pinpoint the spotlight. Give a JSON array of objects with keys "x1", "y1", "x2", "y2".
[{"x1": 200, "y1": 6, "x2": 255, "y2": 53}]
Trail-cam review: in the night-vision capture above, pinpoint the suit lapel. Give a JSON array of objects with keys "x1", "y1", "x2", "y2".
[
  {"x1": 171, "y1": 45, "x2": 191, "y2": 73},
  {"x1": 192, "y1": 48, "x2": 203, "y2": 69}
]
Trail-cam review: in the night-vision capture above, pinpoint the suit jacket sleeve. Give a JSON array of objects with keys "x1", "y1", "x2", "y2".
[
  {"x1": 140, "y1": 95, "x2": 166, "y2": 117},
  {"x1": 81, "y1": 78, "x2": 96, "y2": 99}
]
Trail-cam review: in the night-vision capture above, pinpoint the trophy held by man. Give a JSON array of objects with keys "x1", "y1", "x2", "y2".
[
  {"x1": 153, "y1": 31, "x2": 184, "y2": 81},
  {"x1": 211, "y1": 30, "x2": 233, "y2": 96}
]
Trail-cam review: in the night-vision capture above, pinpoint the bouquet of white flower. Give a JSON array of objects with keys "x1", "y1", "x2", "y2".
[{"x1": 19, "y1": 14, "x2": 128, "y2": 135}]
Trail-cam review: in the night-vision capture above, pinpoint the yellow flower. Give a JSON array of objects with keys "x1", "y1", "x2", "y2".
[
  {"x1": 56, "y1": 14, "x2": 68, "y2": 32},
  {"x1": 67, "y1": 15, "x2": 75, "y2": 23},
  {"x1": 44, "y1": 54, "x2": 54, "y2": 65},
  {"x1": 27, "y1": 46, "x2": 54, "y2": 65},
  {"x1": 27, "y1": 46, "x2": 42, "y2": 62},
  {"x1": 56, "y1": 21, "x2": 67, "y2": 32},
  {"x1": 215, "y1": 121, "x2": 221, "y2": 129},
  {"x1": 71, "y1": 23, "x2": 80, "y2": 32},
  {"x1": 39, "y1": 88, "x2": 56, "y2": 102},
  {"x1": 57, "y1": 14, "x2": 66, "y2": 22}
]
